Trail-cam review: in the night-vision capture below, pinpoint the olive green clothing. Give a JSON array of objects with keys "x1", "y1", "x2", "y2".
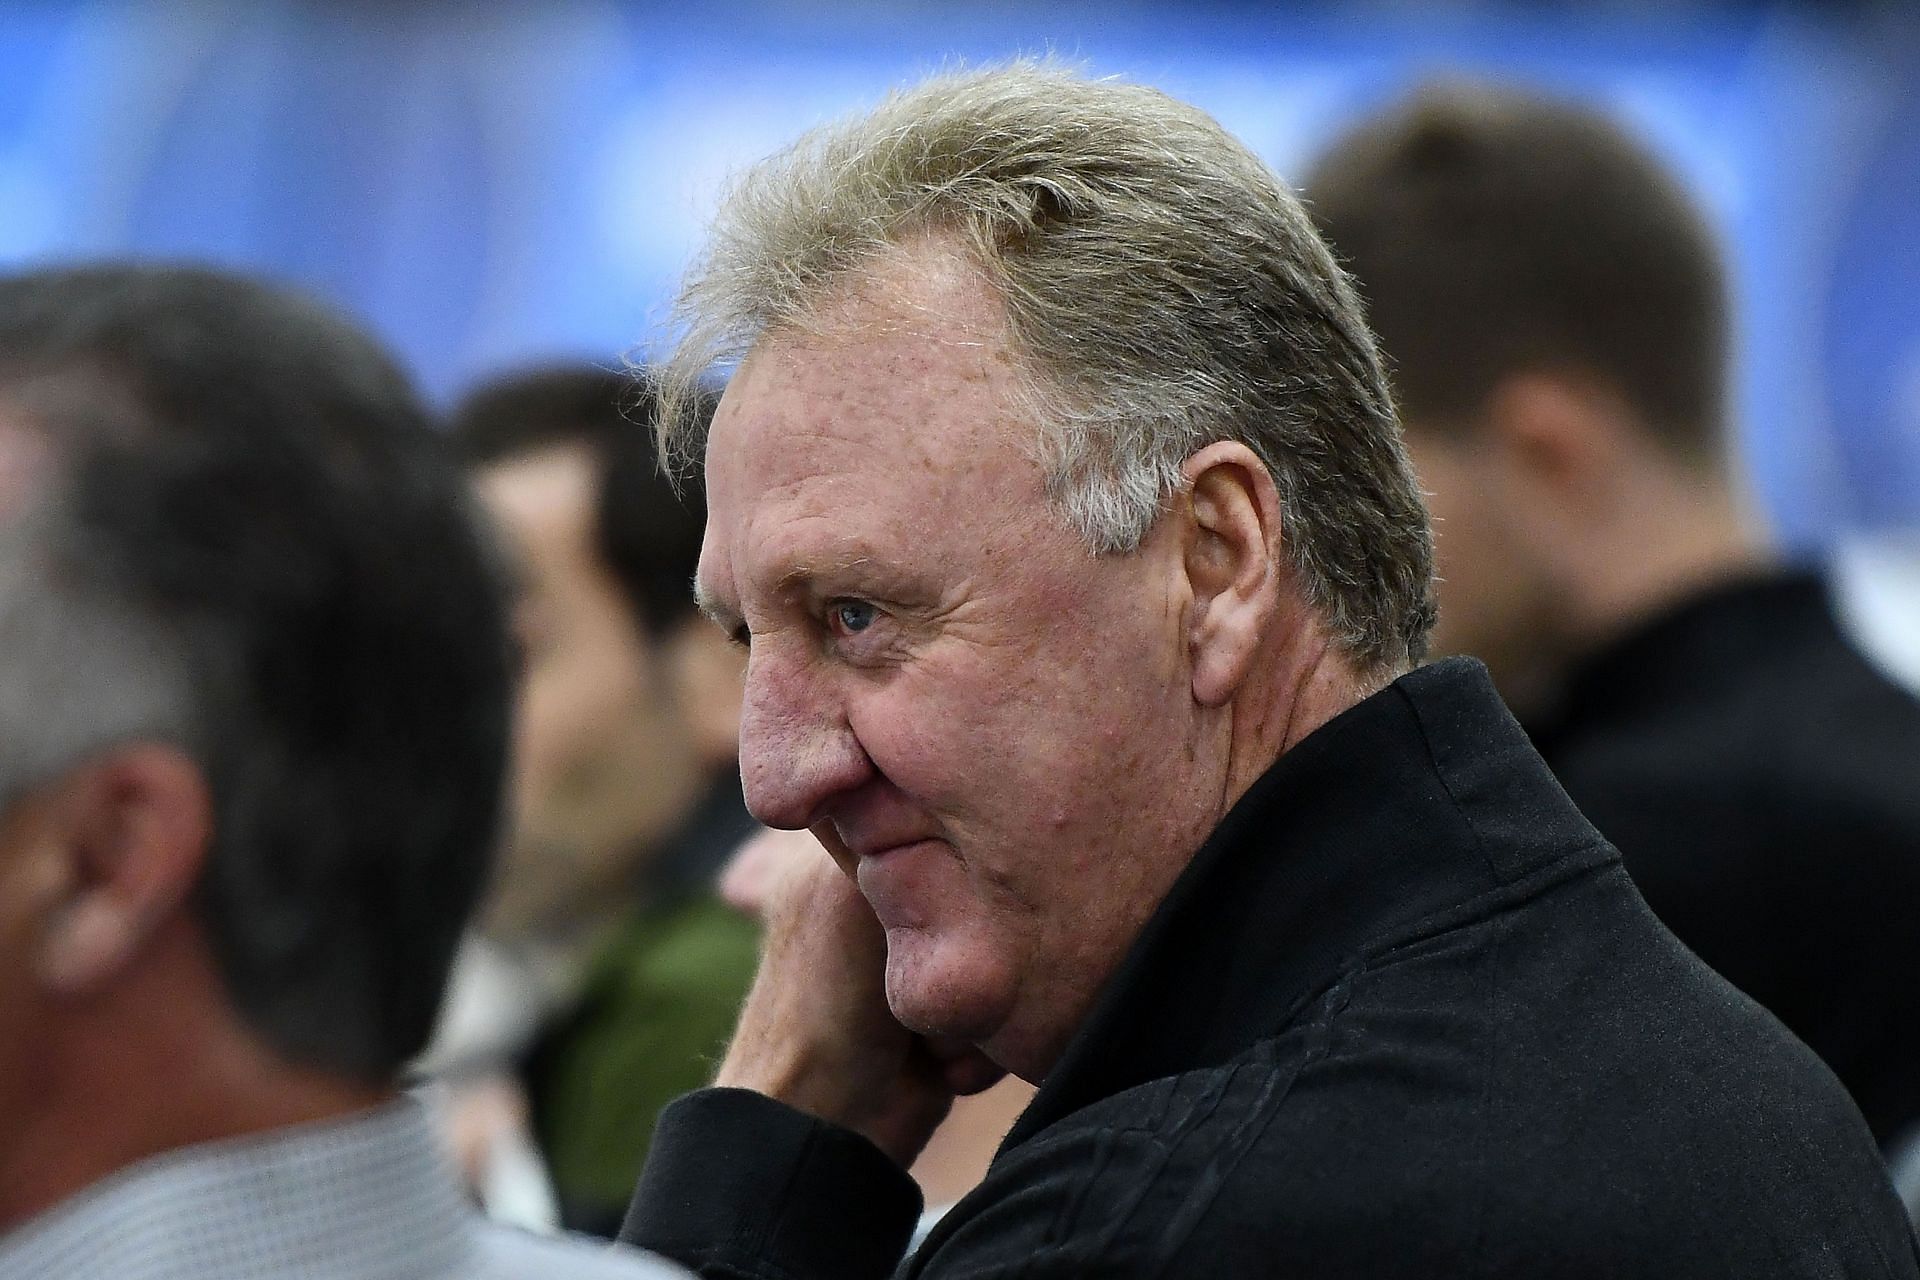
[{"x1": 527, "y1": 894, "x2": 759, "y2": 1238}]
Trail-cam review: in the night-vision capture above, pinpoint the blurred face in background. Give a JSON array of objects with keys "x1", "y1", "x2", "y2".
[
  {"x1": 0, "y1": 417, "x2": 49, "y2": 1118},
  {"x1": 1401, "y1": 414, "x2": 1570, "y2": 713},
  {"x1": 474, "y1": 443, "x2": 703, "y2": 938}
]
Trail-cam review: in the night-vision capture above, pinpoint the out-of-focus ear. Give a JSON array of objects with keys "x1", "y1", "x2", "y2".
[
  {"x1": 668, "y1": 616, "x2": 748, "y2": 770},
  {"x1": 1179, "y1": 441, "x2": 1285, "y2": 708},
  {"x1": 35, "y1": 744, "x2": 213, "y2": 996},
  {"x1": 1484, "y1": 372, "x2": 1627, "y2": 516}
]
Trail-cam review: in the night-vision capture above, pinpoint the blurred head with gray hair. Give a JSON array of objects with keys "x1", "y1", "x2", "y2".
[
  {"x1": 678, "y1": 62, "x2": 1435, "y2": 1079},
  {"x1": 0, "y1": 264, "x2": 513, "y2": 1229}
]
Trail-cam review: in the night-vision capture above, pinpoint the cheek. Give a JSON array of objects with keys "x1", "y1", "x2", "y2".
[
  {"x1": 515, "y1": 651, "x2": 649, "y2": 801},
  {"x1": 511, "y1": 667, "x2": 581, "y2": 804},
  {"x1": 0, "y1": 823, "x2": 60, "y2": 1060},
  {"x1": 850, "y1": 629, "x2": 1175, "y2": 836},
  {"x1": 843, "y1": 671, "x2": 986, "y2": 804}
]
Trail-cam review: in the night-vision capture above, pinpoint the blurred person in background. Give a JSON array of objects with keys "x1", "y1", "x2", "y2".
[
  {"x1": 1308, "y1": 83, "x2": 1920, "y2": 1151},
  {"x1": 0, "y1": 265, "x2": 682, "y2": 1278},
  {"x1": 613, "y1": 63, "x2": 1917, "y2": 1278},
  {"x1": 437, "y1": 367, "x2": 756, "y2": 1238}
]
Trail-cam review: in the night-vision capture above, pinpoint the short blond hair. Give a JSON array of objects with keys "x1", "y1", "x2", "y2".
[{"x1": 656, "y1": 60, "x2": 1435, "y2": 672}]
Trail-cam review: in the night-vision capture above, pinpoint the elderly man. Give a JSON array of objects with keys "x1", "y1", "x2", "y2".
[
  {"x1": 0, "y1": 266, "x2": 684, "y2": 1279},
  {"x1": 1305, "y1": 83, "x2": 1920, "y2": 1151},
  {"x1": 616, "y1": 65, "x2": 1918, "y2": 1278}
]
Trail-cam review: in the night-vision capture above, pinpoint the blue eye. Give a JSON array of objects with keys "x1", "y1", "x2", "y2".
[{"x1": 831, "y1": 600, "x2": 878, "y2": 634}]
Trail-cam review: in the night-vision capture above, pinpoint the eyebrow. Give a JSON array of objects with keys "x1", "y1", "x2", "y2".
[
  {"x1": 777, "y1": 553, "x2": 877, "y2": 591},
  {"x1": 692, "y1": 576, "x2": 735, "y2": 628},
  {"x1": 692, "y1": 550, "x2": 894, "y2": 629}
]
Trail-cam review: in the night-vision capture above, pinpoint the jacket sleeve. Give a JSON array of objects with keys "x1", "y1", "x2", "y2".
[
  {"x1": 621, "y1": 1078, "x2": 1274, "y2": 1279},
  {"x1": 619, "y1": 1088, "x2": 923, "y2": 1280}
]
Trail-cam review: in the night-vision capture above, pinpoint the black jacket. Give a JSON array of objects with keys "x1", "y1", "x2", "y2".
[
  {"x1": 622, "y1": 659, "x2": 1918, "y2": 1277},
  {"x1": 1528, "y1": 572, "x2": 1920, "y2": 1146}
]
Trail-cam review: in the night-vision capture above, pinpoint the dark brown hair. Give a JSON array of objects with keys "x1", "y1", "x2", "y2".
[
  {"x1": 1307, "y1": 82, "x2": 1729, "y2": 467},
  {"x1": 0, "y1": 263, "x2": 513, "y2": 1081},
  {"x1": 450, "y1": 366, "x2": 714, "y2": 636}
]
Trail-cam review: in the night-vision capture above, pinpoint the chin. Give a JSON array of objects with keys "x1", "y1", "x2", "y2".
[{"x1": 881, "y1": 931, "x2": 1016, "y2": 1046}]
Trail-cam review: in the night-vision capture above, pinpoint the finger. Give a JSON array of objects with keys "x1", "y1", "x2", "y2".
[
  {"x1": 717, "y1": 840, "x2": 775, "y2": 917},
  {"x1": 809, "y1": 820, "x2": 861, "y2": 878},
  {"x1": 718, "y1": 826, "x2": 821, "y2": 919}
]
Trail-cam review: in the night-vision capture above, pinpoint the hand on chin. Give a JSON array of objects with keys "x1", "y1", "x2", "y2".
[{"x1": 712, "y1": 829, "x2": 1007, "y2": 1165}]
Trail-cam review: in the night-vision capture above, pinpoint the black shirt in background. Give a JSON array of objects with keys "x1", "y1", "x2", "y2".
[
  {"x1": 623, "y1": 660, "x2": 1916, "y2": 1278},
  {"x1": 1528, "y1": 571, "x2": 1920, "y2": 1147}
]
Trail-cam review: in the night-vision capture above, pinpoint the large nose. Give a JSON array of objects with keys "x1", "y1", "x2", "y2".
[{"x1": 736, "y1": 644, "x2": 874, "y2": 830}]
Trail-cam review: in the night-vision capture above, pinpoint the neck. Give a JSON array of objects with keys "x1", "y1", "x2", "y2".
[
  {"x1": 1565, "y1": 473, "x2": 1766, "y2": 669},
  {"x1": 0, "y1": 940, "x2": 390, "y2": 1233},
  {"x1": 575, "y1": 757, "x2": 715, "y2": 939},
  {"x1": 1224, "y1": 622, "x2": 1379, "y2": 815},
  {"x1": 1007, "y1": 626, "x2": 1376, "y2": 1081}
]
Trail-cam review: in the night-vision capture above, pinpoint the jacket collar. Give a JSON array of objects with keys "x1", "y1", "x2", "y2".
[
  {"x1": 1005, "y1": 657, "x2": 1611, "y2": 1149},
  {"x1": 1528, "y1": 570, "x2": 1830, "y2": 749}
]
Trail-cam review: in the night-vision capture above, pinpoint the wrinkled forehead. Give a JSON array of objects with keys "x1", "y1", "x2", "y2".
[
  {"x1": 695, "y1": 284, "x2": 1046, "y2": 609},
  {"x1": 713, "y1": 344, "x2": 988, "y2": 485},
  {"x1": 710, "y1": 249, "x2": 1020, "y2": 480}
]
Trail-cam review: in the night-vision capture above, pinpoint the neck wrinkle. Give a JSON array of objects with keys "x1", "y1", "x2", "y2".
[
  {"x1": 1562, "y1": 467, "x2": 1765, "y2": 663},
  {"x1": 1221, "y1": 628, "x2": 1374, "y2": 825}
]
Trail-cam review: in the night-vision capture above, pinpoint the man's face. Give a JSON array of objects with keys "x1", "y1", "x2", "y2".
[
  {"x1": 697, "y1": 248, "x2": 1222, "y2": 1076},
  {"x1": 475, "y1": 445, "x2": 694, "y2": 937},
  {"x1": 1402, "y1": 428, "x2": 1562, "y2": 701}
]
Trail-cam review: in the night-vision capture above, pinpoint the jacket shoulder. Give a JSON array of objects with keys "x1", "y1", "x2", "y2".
[{"x1": 915, "y1": 1024, "x2": 1488, "y2": 1278}]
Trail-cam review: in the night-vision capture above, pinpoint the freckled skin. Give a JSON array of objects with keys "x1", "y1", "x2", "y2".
[{"x1": 698, "y1": 248, "x2": 1233, "y2": 1078}]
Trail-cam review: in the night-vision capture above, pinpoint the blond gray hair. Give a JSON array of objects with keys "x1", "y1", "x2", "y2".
[{"x1": 656, "y1": 60, "x2": 1435, "y2": 671}]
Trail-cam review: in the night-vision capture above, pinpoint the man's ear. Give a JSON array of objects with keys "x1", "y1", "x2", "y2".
[
  {"x1": 1482, "y1": 373, "x2": 1625, "y2": 520},
  {"x1": 1180, "y1": 441, "x2": 1284, "y2": 707},
  {"x1": 35, "y1": 744, "x2": 213, "y2": 996}
]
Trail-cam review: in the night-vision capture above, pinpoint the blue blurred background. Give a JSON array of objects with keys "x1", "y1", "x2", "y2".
[{"x1": 1, "y1": 0, "x2": 1915, "y2": 555}]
